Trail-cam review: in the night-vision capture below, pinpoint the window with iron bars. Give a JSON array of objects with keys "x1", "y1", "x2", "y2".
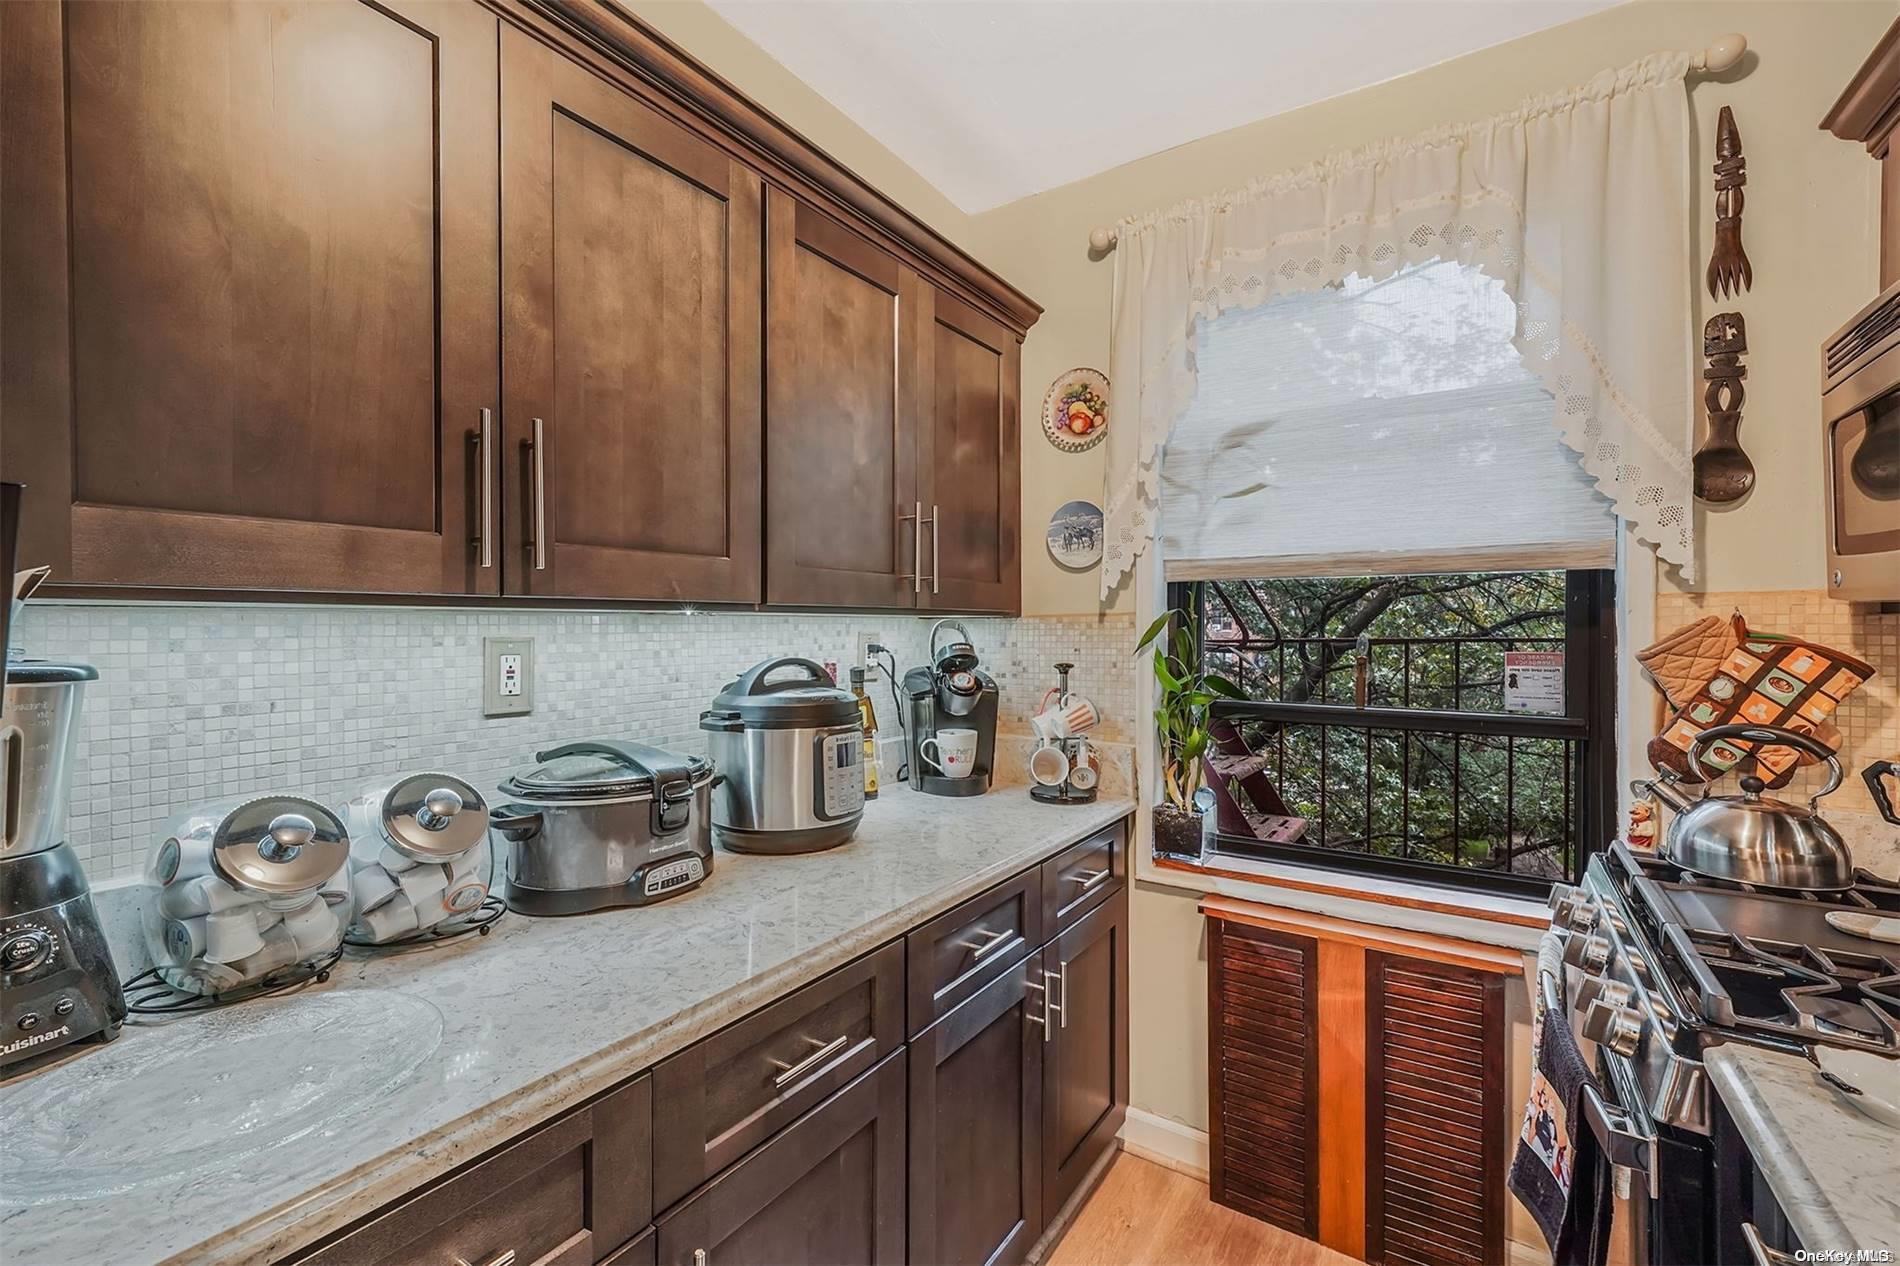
[{"x1": 1178, "y1": 570, "x2": 1616, "y2": 895}]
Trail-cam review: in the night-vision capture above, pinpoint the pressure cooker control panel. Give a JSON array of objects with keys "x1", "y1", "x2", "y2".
[{"x1": 815, "y1": 728, "x2": 865, "y2": 821}]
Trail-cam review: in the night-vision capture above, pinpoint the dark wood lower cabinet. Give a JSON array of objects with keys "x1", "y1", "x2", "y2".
[
  {"x1": 1365, "y1": 952, "x2": 1506, "y2": 1266},
  {"x1": 1042, "y1": 888, "x2": 1129, "y2": 1220},
  {"x1": 1203, "y1": 898, "x2": 1518, "y2": 1266},
  {"x1": 909, "y1": 953, "x2": 1045, "y2": 1266},
  {"x1": 656, "y1": 1051, "x2": 908, "y2": 1266}
]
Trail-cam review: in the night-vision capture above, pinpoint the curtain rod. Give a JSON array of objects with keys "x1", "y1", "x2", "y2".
[{"x1": 1085, "y1": 32, "x2": 1748, "y2": 254}]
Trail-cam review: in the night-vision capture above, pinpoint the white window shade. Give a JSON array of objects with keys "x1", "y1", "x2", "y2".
[{"x1": 1160, "y1": 261, "x2": 1617, "y2": 580}]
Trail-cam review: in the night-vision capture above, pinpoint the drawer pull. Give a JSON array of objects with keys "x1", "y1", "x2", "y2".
[
  {"x1": 694, "y1": 1251, "x2": 709, "y2": 1266},
  {"x1": 958, "y1": 927, "x2": 1019, "y2": 961},
  {"x1": 1026, "y1": 972, "x2": 1058, "y2": 1042},
  {"x1": 453, "y1": 1252, "x2": 516, "y2": 1266},
  {"x1": 1069, "y1": 867, "x2": 1111, "y2": 893},
  {"x1": 769, "y1": 1033, "x2": 849, "y2": 1090}
]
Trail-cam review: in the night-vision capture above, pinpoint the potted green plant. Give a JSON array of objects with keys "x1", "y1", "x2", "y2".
[{"x1": 1137, "y1": 608, "x2": 1245, "y2": 856}]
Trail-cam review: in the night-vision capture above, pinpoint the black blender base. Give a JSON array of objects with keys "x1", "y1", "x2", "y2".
[{"x1": 1031, "y1": 784, "x2": 1097, "y2": 804}]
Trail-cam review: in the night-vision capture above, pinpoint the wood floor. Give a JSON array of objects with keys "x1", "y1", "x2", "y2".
[{"x1": 1047, "y1": 1152, "x2": 1362, "y2": 1266}]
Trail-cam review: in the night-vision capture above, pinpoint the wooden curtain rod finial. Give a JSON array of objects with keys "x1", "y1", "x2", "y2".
[
  {"x1": 1692, "y1": 33, "x2": 1747, "y2": 75},
  {"x1": 1088, "y1": 226, "x2": 1118, "y2": 253}
]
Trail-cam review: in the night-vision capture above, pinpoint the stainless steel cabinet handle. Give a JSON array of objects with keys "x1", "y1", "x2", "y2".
[
  {"x1": 927, "y1": 504, "x2": 940, "y2": 594},
  {"x1": 1045, "y1": 967, "x2": 1063, "y2": 1036},
  {"x1": 528, "y1": 416, "x2": 548, "y2": 571},
  {"x1": 693, "y1": 1252, "x2": 709, "y2": 1266},
  {"x1": 1025, "y1": 974, "x2": 1049, "y2": 1035},
  {"x1": 473, "y1": 408, "x2": 495, "y2": 570},
  {"x1": 1069, "y1": 867, "x2": 1110, "y2": 893},
  {"x1": 898, "y1": 500, "x2": 922, "y2": 592},
  {"x1": 452, "y1": 1252, "x2": 515, "y2": 1266},
  {"x1": 1740, "y1": 1223, "x2": 1799, "y2": 1266},
  {"x1": 1057, "y1": 961, "x2": 1069, "y2": 1028},
  {"x1": 958, "y1": 927, "x2": 1017, "y2": 960},
  {"x1": 769, "y1": 1033, "x2": 848, "y2": 1090}
]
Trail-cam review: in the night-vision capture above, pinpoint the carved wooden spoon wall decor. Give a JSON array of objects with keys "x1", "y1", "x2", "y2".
[
  {"x1": 1707, "y1": 106, "x2": 1753, "y2": 299},
  {"x1": 1694, "y1": 311, "x2": 1754, "y2": 503}
]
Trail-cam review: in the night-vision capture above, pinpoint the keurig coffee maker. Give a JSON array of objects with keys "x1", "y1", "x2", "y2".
[{"x1": 902, "y1": 620, "x2": 998, "y2": 797}]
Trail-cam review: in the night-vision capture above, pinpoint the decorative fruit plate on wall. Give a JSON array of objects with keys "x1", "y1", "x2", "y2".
[{"x1": 1042, "y1": 368, "x2": 1109, "y2": 452}]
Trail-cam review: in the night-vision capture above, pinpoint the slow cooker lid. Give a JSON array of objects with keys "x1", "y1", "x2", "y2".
[
  {"x1": 701, "y1": 656, "x2": 860, "y2": 731},
  {"x1": 504, "y1": 739, "x2": 710, "y2": 801}
]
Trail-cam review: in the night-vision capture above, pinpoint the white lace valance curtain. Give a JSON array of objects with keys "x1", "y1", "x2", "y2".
[{"x1": 1103, "y1": 53, "x2": 1696, "y2": 596}]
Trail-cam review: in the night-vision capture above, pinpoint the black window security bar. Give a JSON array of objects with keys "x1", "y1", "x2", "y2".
[{"x1": 1183, "y1": 573, "x2": 1615, "y2": 896}]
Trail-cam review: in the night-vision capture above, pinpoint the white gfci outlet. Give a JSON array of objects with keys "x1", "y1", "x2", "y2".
[
  {"x1": 856, "y1": 632, "x2": 882, "y2": 679},
  {"x1": 483, "y1": 637, "x2": 534, "y2": 717}
]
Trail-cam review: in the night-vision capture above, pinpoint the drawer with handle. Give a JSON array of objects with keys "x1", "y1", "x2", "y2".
[
  {"x1": 294, "y1": 1075, "x2": 651, "y2": 1266},
  {"x1": 906, "y1": 867, "x2": 1043, "y2": 1037},
  {"x1": 652, "y1": 940, "x2": 904, "y2": 1211},
  {"x1": 1041, "y1": 824, "x2": 1124, "y2": 934}
]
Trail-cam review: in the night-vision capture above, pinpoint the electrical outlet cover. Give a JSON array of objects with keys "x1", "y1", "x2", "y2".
[
  {"x1": 856, "y1": 632, "x2": 882, "y2": 679},
  {"x1": 483, "y1": 637, "x2": 535, "y2": 717}
]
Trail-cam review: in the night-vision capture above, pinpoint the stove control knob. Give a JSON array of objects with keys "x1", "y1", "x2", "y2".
[
  {"x1": 1582, "y1": 1000, "x2": 1645, "y2": 1057},
  {"x1": 1574, "y1": 976, "x2": 1635, "y2": 1013},
  {"x1": 1547, "y1": 884, "x2": 1585, "y2": 922},
  {"x1": 1563, "y1": 933, "x2": 1611, "y2": 974}
]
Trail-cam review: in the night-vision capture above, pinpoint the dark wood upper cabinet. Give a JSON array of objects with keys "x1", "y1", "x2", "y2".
[
  {"x1": 764, "y1": 192, "x2": 924, "y2": 609},
  {"x1": 909, "y1": 952, "x2": 1045, "y2": 1266},
  {"x1": 1042, "y1": 888, "x2": 1129, "y2": 1222},
  {"x1": 917, "y1": 289, "x2": 1022, "y2": 613},
  {"x1": 1, "y1": 0, "x2": 501, "y2": 595},
  {"x1": 501, "y1": 26, "x2": 763, "y2": 602}
]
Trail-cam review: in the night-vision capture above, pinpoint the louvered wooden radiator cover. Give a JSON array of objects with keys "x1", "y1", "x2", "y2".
[
  {"x1": 1206, "y1": 918, "x2": 1319, "y2": 1237},
  {"x1": 1365, "y1": 950, "x2": 1506, "y2": 1266}
]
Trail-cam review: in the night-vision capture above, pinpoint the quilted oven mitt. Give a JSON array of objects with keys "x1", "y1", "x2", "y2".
[{"x1": 1642, "y1": 615, "x2": 1873, "y2": 786}]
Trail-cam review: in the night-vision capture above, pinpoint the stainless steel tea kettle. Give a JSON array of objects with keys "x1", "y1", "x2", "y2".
[{"x1": 1633, "y1": 724, "x2": 1855, "y2": 892}]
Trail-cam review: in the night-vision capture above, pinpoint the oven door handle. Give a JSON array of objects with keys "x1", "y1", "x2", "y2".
[{"x1": 1540, "y1": 966, "x2": 1660, "y2": 1199}]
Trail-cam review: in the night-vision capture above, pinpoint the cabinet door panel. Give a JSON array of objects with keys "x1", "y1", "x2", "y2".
[
  {"x1": 764, "y1": 193, "x2": 920, "y2": 608},
  {"x1": 918, "y1": 289, "x2": 1020, "y2": 613},
  {"x1": 502, "y1": 29, "x2": 762, "y2": 601},
  {"x1": 1365, "y1": 951, "x2": 1505, "y2": 1266},
  {"x1": 657, "y1": 1052, "x2": 906, "y2": 1266},
  {"x1": 1207, "y1": 918, "x2": 1320, "y2": 1238},
  {"x1": 909, "y1": 952, "x2": 1043, "y2": 1266},
  {"x1": 4, "y1": 0, "x2": 499, "y2": 594},
  {"x1": 1043, "y1": 887, "x2": 1128, "y2": 1219}
]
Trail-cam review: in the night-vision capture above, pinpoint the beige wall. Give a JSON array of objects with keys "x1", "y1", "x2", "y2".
[
  {"x1": 963, "y1": 0, "x2": 1894, "y2": 611},
  {"x1": 619, "y1": 0, "x2": 978, "y2": 253}
]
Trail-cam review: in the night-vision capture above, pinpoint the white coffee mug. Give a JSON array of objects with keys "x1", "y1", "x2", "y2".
[
  {"x1": 1031, "y1": 693, "x2": 1100, "y2": 742},
  {"x1": 1029, "y1": 741, "x2": 1071, "y2": 787},
  {"x1": 1069, "y1": 738, "x2": 1100, "y2": 791},
  {"x1": 921, "y1": 728, "x2": 979, "y2": 778}
]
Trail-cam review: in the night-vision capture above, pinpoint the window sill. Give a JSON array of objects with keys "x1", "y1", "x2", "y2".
[{"x1": 1138, "y1": 846, "x2": 1550, "y2": 951}]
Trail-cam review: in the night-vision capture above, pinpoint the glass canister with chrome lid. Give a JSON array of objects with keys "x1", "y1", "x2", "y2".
[
  {"x1": 339, "y1": 772, "x2": 496, "y2": 944},
  {"x1": 142, "y1": 795, "x2": 352, "y2": 995}
]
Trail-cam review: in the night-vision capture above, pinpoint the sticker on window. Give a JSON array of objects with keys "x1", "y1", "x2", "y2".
[{"x1": 1503, "y1": 651, "x2": 1565, "y2": 714}]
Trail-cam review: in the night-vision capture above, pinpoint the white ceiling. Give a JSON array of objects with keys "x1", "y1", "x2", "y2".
[{"x1": 706, "y1": 0, "x2": 1620, "y2": 213}]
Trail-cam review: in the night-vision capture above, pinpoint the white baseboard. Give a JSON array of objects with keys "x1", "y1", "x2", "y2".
[{"x1": 1118, "y1": 1106, "x2": 1209, "y2": 1181}]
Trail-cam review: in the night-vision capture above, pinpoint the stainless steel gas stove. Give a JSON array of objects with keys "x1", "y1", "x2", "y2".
[{"x1": 1545, "y1": 840, "x2": 1900, "y2": 1264}]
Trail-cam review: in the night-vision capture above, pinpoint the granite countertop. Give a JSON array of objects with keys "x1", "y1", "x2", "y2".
[
  {"x1": 1705, "y1": 1044, "x2": 1900, "y2": 1255},
  {"x1": 0, "y1": 785, "x2": 1133, "y2": 1266}
]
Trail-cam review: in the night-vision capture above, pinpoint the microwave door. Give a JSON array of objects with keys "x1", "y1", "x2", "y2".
[{"x1": 1830, "y1": 402, "x2": 1900, "y2": 558}]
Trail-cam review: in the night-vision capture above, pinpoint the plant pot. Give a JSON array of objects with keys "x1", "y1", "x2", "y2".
[{"x1": 1152, "y1": 802, "x2": 1205, "y2": 860}]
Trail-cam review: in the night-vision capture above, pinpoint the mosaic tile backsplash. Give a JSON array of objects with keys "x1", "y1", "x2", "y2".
[
  {"x1": 17, "y1": 604, "x2": 1136, "y2": 883},
  {"x1": 1652, "y1": 588, "x2": 1898, "y2": 822}
]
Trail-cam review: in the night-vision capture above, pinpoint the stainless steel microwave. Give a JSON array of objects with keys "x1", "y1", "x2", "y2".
[{"x1": 1822, "y1": 278, "x2": 1900, "y2": 602}]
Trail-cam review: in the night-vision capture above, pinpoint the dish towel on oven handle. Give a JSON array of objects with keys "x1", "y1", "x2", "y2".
[{"x1": 1511, "y1": 931, "x2": 1616, "y2": 1266}]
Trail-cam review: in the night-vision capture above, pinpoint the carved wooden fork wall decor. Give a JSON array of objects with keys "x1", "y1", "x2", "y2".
[{"x1": 1707, "y1": 106, "x2": 1753, "y2": 298}]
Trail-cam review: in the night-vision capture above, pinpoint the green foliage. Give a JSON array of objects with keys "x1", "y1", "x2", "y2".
[
  {"x1": 1137, "y1": 609, "x2": 1245, "y2": 809},
  {"x1": 1198, "y1": 572, "x2": 1577, "y2": 878}
]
